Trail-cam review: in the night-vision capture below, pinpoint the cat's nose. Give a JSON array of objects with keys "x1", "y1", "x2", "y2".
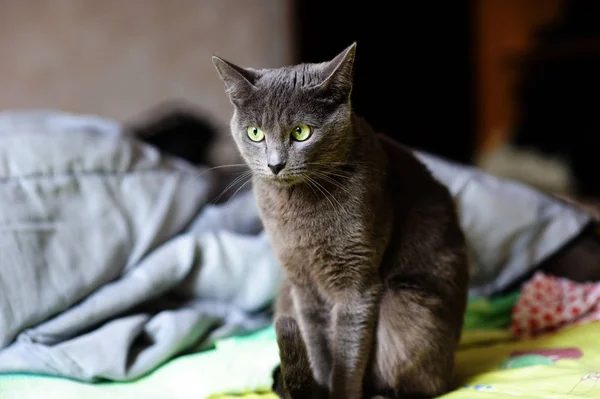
[{"x1": 268, "y1": 162, "x2": 286, "y2": 175}]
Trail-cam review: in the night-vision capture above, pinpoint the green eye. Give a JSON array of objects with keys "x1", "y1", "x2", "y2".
[
  {"x1": 247, "y1": 126, "x2": 265, "y2": 142},
  {"x1": 291, "y1": 124, "x2": 312, "y2": 142}
]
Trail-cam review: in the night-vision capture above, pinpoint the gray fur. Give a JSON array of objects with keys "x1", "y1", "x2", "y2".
[
  {"x1": 213, "y1": 43, "x2": 469, "y2": 399},
  {"x1": 273, "y1": 315, "x2": 328, "y2": 399}
]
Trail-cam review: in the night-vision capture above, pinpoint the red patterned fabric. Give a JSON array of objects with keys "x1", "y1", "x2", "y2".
[{"x1": 511, "y1": 272, "x2": 600, "y2": 338}]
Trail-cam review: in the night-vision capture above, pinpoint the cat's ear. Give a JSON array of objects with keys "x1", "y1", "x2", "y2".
[
  {"x1": 317, "y1": 42, "x2": 357, "y2": 100},
  {"x1": 212, "y1": 56, "x2": 259, "y2": 105}
]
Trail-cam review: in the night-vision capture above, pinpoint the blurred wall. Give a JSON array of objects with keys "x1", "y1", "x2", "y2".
[{"x1": 0, "y1": 0, "x2": 294, "y2": 130}]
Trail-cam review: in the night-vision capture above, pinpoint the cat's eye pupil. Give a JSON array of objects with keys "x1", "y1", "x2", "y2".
[
  {"x1": 247, "y1": 126, "x2": 264, "y2": 142},
  {"x1": 291, "y1": 124, "x2": 311, "y2": 142}
]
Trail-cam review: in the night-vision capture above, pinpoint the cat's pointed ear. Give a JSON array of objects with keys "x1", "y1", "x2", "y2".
[
  {"x1": 212, "y1": 56, "x2": 259, "y2": 104},
  {"x1": 317, "y1": 42, "x2": 357, "y2": 100}
]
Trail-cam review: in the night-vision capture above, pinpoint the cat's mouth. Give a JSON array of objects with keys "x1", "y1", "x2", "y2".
[{"x1": 261, "y1": 173, "x2": 307, "y2": 187}]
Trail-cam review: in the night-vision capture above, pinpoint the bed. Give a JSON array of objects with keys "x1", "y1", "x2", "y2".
[
  {"x1": 0, "y1": 110, "x2": 598, "y2": 399},
  {"x1": 2, "y1": 292, "x2": 599, "y2": 398}
]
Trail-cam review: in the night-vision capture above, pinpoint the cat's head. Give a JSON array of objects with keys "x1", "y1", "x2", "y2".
[{"x1": 212, "y1": 43, "x2": 357, "y2": 186}]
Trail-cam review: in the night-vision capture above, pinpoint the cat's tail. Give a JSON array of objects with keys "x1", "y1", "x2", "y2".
[{"x1": 272, "y1": 316, "x2": 325, "y2": 399}]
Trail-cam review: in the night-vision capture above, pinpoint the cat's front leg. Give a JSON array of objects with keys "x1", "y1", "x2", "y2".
[
  {"x1": 330, "y1": 288, "x2": 379, "y2": 399},
  {"x1": 292, "y1": 286, "x2": 333, "y2": 390}
]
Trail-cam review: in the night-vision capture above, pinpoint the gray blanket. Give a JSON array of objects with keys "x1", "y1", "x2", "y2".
[{"x1": 0, "y1": 111, "x2": 592, "y2": 381}]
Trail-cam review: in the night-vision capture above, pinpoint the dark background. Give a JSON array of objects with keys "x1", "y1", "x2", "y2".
[
  {"x1": 296, "y1": 0, "x2": 475, "y2": 165},
  {"x1": 296, "y1": 0, "x2": 600, "y2": 197}
]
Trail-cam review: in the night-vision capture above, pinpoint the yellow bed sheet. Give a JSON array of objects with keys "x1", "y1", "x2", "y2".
[
  {"x1": 214, "y1": 322, "x2": 600, "y2": 399},
  {"x1": 1, "y1": 322, "x2": 598, "y2": 398},
  {"x1": 444, "y1": 322, "x2": 600, "y2": 398}
]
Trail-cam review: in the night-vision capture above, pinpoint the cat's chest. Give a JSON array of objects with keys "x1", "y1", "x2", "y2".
[
  {"x1": 256, "y1": 185, "x2": 356, "y2": 272},
  {"x1": 260, "y1": 195, "x2": 339, "y2": 248}
]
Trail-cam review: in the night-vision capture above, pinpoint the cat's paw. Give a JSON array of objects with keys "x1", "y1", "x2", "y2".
[
  {"x1": 274, "y1": 315, "x2": 326, "y2": 399},
  {"x1": 271, "y1": 365, "x2": 285, "y2": 397}
]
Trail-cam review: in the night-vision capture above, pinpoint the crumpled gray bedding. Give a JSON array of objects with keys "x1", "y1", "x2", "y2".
[{"x1": 0, "y1": 110, "x2": 592, "y2": 382}]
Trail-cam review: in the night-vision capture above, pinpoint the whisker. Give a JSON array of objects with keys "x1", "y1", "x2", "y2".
[
  {"x1": 305, "y1": 160, "x2": 372, "y2": 165},
  {"x1": 307, "y1": 175, "x2": 344, "y2": 213},
  {"x1": 300, "y1": 173, "x2": 319, "y2": 198},
  {"x1": 317, "y1": 180, "x2": 345, "y2": 211},
  {"x1": 305, "y1": 161, "x2": 383, "y2": 174},
  {"x1": 195, "y1": 163, "x2": 248, "y2": 177},
  {"x1": 222, "y1": 171, "x2": 253, "y2": 193},
  {"x1": 212, "y1": 170, "x2": 253, "y2": 203},
  {"x1": 225, "y1": 170, "x2": 253, "y2": 189},
  {"x1": 305, "y1": 175, "x2": 337, "y2": 213},
  {"x1": 287, "y1": 167, "x2": 352, "y2": 179},
  {"x1": 310, "y1": 171, "x2": 354, "y2": 199},
  {"x1": 305, "y1": 161, "x2": 365, "y2": 167},
  {"x1": 313, "y1": 169, "x2": 353, "y2": 179},
  {"x1": 227, "y1": 176, "x2": 253, "y2": 203}
]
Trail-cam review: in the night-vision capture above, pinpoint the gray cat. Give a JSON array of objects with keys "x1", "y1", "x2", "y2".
[{"x1": 212, "y1": 43, "x2": 469, "y2": 399}]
